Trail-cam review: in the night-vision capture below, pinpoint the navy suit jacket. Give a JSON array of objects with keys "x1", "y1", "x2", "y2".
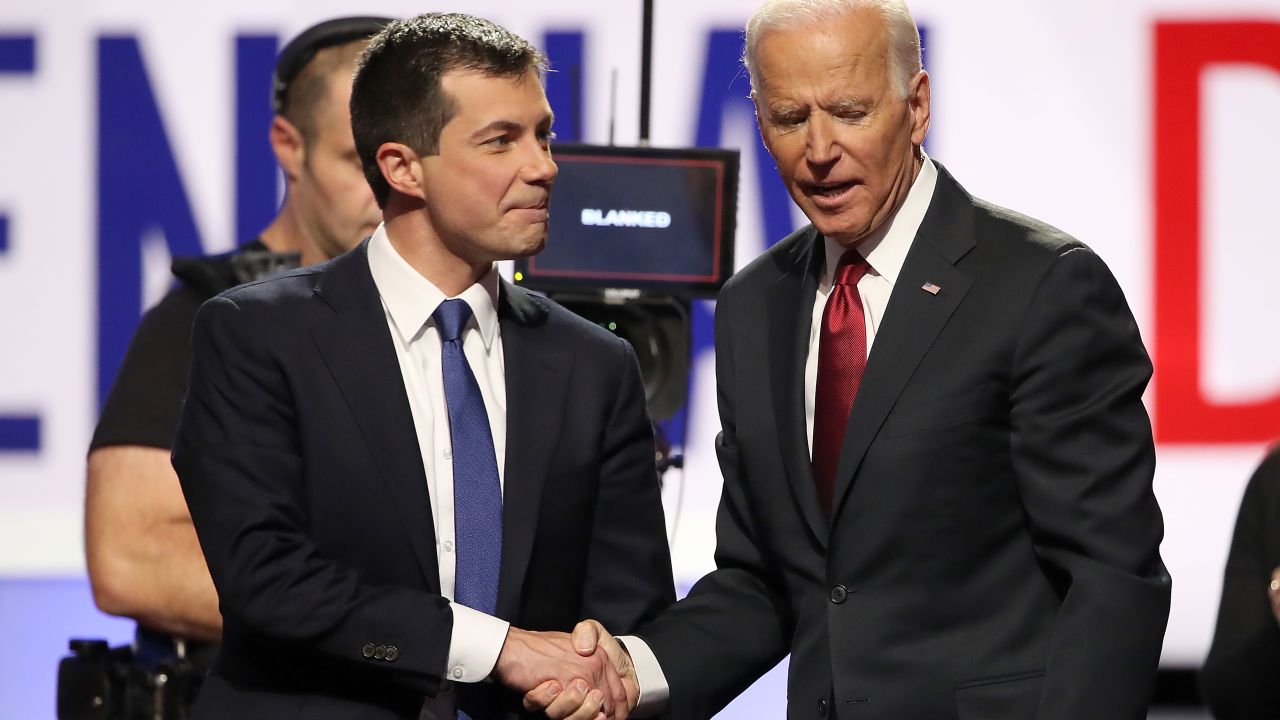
[
  {"x1": 639, "y1": 164, "x2": 1170, "y2": 720},
  {"x1": 174, "y1": 241, "x2": 674, "y2": 719}
]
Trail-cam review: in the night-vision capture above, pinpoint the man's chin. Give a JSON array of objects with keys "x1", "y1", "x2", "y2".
[
  {"x1": 811, "y1": 218, "x2": 874, "y2": 246},
  {"x1": 503, "y1": 235, "x2": 547, "y2": 260}
]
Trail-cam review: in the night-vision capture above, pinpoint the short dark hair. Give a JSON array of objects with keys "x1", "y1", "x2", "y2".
[
  {"x1": 350, "y1": 13, "x2": 548, "y2": 207},
  {"x1": 275, "y1": 17, "x2": 392, "y2": 147},
  {"x1": 280, "y1": 40, "x2": 365, "y2": 148}
]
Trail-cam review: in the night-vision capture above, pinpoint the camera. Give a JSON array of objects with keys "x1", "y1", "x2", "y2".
[
  {"x1": 513, "y1": 143, "x2": 739, "y2": 424},
  {"x1": 57, "y1": 638, "x2": 204, "y2": 720}
]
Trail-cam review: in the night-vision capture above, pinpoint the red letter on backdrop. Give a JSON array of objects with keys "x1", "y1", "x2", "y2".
[{"x1": 1154, "y1": 21, "x2": 1280, "y2": 443}]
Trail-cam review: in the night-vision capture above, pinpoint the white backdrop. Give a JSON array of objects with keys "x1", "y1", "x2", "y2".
[{"x1": 2, "y1": 0, "x2": 1280, "y2": 673}]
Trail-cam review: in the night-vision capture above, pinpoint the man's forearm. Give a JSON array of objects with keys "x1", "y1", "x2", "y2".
[
  {"x1": 88, "y1": 515, "x2": 222, "y2": 640},
  {"x1": 85, "y1": 446, "x2": 222, "y2": 641}
]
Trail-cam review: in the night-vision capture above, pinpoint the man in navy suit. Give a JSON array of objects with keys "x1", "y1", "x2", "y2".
[
  {"x1": 531, "y1": 0, "x2": 1170, "y2": 718},
  {"x1": 174, "y1": 13, "x2": 673, "y2": 719}
]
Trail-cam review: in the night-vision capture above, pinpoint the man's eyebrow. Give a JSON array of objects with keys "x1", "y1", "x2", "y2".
[
  {"x1": 470, "y1": 120, "x2": 524, "y2": 140},
  {"x1": 469, "y1": 112, "x2": 556, "y2": 140},
  {"x1": 828, "y1": 97, "x2": 871, "y2": 112}
]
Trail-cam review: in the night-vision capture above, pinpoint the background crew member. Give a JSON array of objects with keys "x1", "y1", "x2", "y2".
[{"x1": 85, "y1": 15, "x2": 388, "y2": 671}]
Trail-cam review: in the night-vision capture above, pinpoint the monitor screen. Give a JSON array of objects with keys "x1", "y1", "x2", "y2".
[{"x1": 514, "y1": 144, "x2": 738, "y2": 297}]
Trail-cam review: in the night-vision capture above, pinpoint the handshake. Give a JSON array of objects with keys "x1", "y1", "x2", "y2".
[{"x1": 494, "y1": 619, "x2": 640, "y2": 720}]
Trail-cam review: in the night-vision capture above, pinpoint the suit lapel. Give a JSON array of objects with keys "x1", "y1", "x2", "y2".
[
  {"x1": 494, "y1": 282, "x2": 569, "y2": 620},
  {"x1": 767, "y1": 229, "x2": 829, "y2": 548},
  {"x1": 309, "y1": 243, "x2": 440, "y2": 589},
  {"x1": 830, "y1": 164, "x2": 977, "y2": 520}
]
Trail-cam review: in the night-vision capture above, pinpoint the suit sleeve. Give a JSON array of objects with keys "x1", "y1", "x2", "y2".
[
  {"x1": 636, "y1": 292, "x2": 793, "y2": 719},
  {"x1": 173, "y1": 295, "x2": 452, "y2": 695},
  {"x1": 1007, "y1": 246, "x2": 1171, "y2": 720},
  {"x1": 1200, "y1": 450, "x2": 1280, "y2": 719},
  {"x1": 578, "y1": 337, "x2": 676, "y2": 631}
]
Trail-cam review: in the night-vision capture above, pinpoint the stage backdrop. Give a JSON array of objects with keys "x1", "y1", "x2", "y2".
[{"x1": 3, "y1": 0, "x2": 1280, "y2": 716}]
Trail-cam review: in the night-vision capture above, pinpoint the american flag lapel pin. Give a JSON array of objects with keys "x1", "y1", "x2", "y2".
[{"x1": 921, "y1": 281, "x2": 942, "y2": 295}]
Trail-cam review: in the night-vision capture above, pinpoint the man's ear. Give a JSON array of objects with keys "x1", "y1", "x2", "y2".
[
  {"x1": 752, "y1": 91, "x2": 778, "y2": 158},
  {"x1": 270, "y1": 115, "x2": 306, "y2": 182},
  {"x1": 377, "y1": 142, "x2": 427, "y2": 201},
  {"x1": 908, "y1": 70, "x2": 931, "y2": 148}
]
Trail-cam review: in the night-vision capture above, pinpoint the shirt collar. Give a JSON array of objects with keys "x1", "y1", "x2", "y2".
[
  {"x1": 822, "y1": 153, "x2": 939, "y2": 288},
  {"x1": 366, "y1": 223, "x2": 500, "y2": 349}
]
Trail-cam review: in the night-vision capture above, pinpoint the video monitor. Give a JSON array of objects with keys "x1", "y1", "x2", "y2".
[{"x1": 513, "y1": 144, "x2": 738, "y2": 297}]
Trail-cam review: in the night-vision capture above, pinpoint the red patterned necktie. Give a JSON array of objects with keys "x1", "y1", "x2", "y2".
[{"x1": 812, "y1": 251, "x2": 870, "y2": 518}]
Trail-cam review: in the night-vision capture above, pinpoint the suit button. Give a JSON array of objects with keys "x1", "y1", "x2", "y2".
[
  {"x1": 361, "y1": 643, "x2": 375, "y2": 659},
  {"x1": 818, "y1": 697, "x2": 829, "y2": 717},
  {"x1": 385, "y1": 646, "x2": 399, "y2": 662},
  {"x1": 374, "y1": 645, "x2": 387, "y2": 660},
  {"x1": 830, "y1": 585, "x2": 848, "y2": 604}
]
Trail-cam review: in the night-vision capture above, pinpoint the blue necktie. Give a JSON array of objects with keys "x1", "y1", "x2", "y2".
[
  {"x1": 434, "y1": 299, "x2": 503, "y2": 614},
  {"x1": 433, "y1": 300, "x2": 502, "y2": 720}
]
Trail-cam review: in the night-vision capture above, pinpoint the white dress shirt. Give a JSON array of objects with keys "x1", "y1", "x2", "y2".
[
  {"x1": 620, "y1": 156, "x2": 939, "y2": 714},
  {"x1": 803, "y1": 156, "x2": 938, "y2": 454},
  {"x1": 366, "y1": 225, "x2": 511, "y2": 687}
]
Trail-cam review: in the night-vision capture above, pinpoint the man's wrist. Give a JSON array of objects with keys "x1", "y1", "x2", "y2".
[
  {"x1": 447, "y1": 601, "x2": 510, "y2": 683},
  {"x1": 615, "y1": 635, "x2": 669, "y2": 716}
]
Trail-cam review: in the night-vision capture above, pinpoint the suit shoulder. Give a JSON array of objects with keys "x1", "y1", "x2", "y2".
[
  {"x1": 195, "y1": 265, "x2": 328, "y2": 338},
  {"x1": 213, "y1": 264, "x2": 325, "y2": 314},
  {"x1": 1245, "y1": 445, "x2": 1280, "y2": 501},
  {"x1": 721, "y1": 224, "x2": 816, "y2": 300},
  {"x1": 972, "y1": 196, "x2": 1087, "y2": 260},
  {"x1": 219, "y1": 264, "x2": 322, "y2": 302},
  {"x1": 503, "y1": 284, "x2": 629, "y2": 357},
  {"x1": 543, "y1": 298, "x2": 631, "y2": 355}
]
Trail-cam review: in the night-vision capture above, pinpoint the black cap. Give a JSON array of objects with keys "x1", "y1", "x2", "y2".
[{"x1": 272, "y1": 16, "x2": 393, "y2": 114}]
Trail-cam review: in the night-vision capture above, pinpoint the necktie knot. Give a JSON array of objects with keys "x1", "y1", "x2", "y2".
[
  {"x1": 433, "y1": 299, "x2": 473, "y2": 343},
  {"x1": 833, "y1": 251, "x2": 870, "y2": 287}
]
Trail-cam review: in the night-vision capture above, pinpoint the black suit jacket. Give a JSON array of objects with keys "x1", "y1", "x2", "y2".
[
  {"x1": 1201, "y1": 445, "x2": 1280, "y2": 719},
  {"x1": 173, "y1": 242, "x2": 675, "y2": 719},
  {"x1": 639, "y1": 164, "x2": 1170, "y2": 720}
]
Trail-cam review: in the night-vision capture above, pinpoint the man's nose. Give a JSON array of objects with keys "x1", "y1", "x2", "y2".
[
  {"x1": 523, "y1": 144, "x2": 558, "y2": 185},
  {"x1": 804, "y1": 114, "x2": 839, "y2": 166}
]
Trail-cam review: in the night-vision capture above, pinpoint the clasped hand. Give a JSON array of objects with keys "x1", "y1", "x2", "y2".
[{"x1": 495, "y1": 621, "x2": 637, "y2": 720}]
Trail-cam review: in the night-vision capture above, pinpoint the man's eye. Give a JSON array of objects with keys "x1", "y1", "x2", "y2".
[{"x1": 487, "y1": 135, "x2": 513, "y2": 147}]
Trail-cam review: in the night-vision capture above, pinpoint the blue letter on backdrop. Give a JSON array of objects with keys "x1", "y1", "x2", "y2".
[
  {"x1": 0, "y1": 34, "x2": 41, "y2": 451},
  {"x1": 97, "y1": 36, "x2": 205, "y2": 409},
  {"x1": 236, "y1": 34, "x2": 279, "y2": 247},
  {"x1": 544, "y1": 31, "x2": 585, "y2": 142}
]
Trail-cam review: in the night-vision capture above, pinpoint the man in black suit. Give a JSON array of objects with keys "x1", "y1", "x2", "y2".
[
  {"x1": 529, "y1": 1, "x2": 1171, "y2": 718},
  {"x1": 173, "y1": 13, "x2": 673, "y2": 719},
  {"x1": 1201, "y1": 446, "x2": 1280, "y2": 719}
]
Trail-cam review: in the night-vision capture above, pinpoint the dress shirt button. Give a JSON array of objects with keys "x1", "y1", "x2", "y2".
[
  {"x1": 385, "y1": 646, "x2": 399, "y2": 662},
  {"x1": 443, "y1": 540, "x2": 454, "y2": 553},
  {"x1": 818, "y1": 697, "x2": 829, "y2": 717},
  {"x1": 830, "y1": 585, "x2": 848, "y2": 604},
  {"x1": 374, "y1": 645, "x2": 387, "y2": 660},
  {"x1": 361, "y1": 643, "x2": 375, "y2": 659},
  {"x1": 451, "y1": 666, "x2": 464, "y2": 680},
  {"x1": 443, "y1": 448, "x2": 453, "y2": 460}
]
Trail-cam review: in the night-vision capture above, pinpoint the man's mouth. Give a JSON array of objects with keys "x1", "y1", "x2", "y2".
[
  {"x1": 510, "y1": 198, "x2": 549, "y2": 211},
  {"x1": 508, "y1": 200, "x2": 550, "y2": 222},
  {"x1": 803, "y1": 181, "x2": 857, "y2": 208}
]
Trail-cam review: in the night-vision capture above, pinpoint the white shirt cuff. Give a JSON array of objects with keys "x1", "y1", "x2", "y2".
[
  {"x1": 446, "y1": 602, "x2": 510, "y2": 683},
  {"x1": 617, "y1": 635, "x2": 669, "y2": 716}
]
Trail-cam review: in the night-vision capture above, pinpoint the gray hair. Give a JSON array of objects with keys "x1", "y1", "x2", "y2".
[{"x1": 744, "y1": 0, "x2": 923, "y2": 98}]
